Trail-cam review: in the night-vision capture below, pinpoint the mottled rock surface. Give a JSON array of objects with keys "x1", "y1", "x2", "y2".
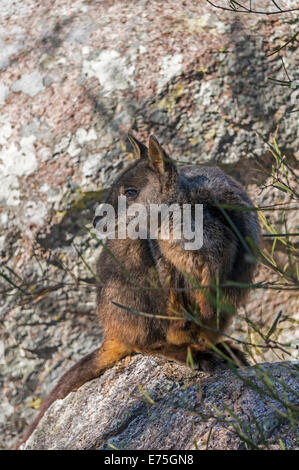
[
  {"x1": 0, "y1": 0, "x2": 298, "y2": 449},
  {"x1": 21, "y1": 355, "x2": 299, "y2": 450}
]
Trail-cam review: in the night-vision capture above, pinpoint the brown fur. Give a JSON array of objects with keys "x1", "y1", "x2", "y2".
[{"x1": 17, "y1": 134, "x2": 260, "y2": 448}]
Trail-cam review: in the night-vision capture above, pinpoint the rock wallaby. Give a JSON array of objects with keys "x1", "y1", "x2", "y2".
[{"x1": 18, "y1": 134, "x2": 260, "y2": 447}]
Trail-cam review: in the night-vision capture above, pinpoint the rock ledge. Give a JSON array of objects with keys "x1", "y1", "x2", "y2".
[{"x1": 21, "y1": 355, "x2": 298, "y2": 450}]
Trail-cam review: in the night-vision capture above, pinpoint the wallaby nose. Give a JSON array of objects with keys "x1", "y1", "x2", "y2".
[{"x1": 93, "y1": 215, "x2": 102, "y2": 228}]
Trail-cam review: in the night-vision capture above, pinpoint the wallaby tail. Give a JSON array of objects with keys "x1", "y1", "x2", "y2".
[{"x1": 17, "y1": 338, "x2": 131, "y2": 449}]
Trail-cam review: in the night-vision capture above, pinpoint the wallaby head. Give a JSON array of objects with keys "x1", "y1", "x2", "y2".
[{"x1": 96, "y1": 134, "x2": 179, "y2": 216}]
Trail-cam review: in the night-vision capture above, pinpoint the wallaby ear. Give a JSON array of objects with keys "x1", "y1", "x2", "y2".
[
  {"x1": 127, "y1": 133, "x2": 148, "y2": 159},
  {"x1": 148, "y1": 135, "x2": 176, "y2": 176}
]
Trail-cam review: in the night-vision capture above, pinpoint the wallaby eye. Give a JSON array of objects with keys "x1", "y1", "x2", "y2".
[{"x1": 124, "y1": 188, "x2": 138, "y2": 199}]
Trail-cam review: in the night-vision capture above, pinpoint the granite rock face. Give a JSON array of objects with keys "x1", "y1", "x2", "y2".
[
  {"x1": 0, "y1": 0, "x2": 298, "y2": 449},
  {"x1": 21, "y1": 355, "x2": 299, "y2": 450}
]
